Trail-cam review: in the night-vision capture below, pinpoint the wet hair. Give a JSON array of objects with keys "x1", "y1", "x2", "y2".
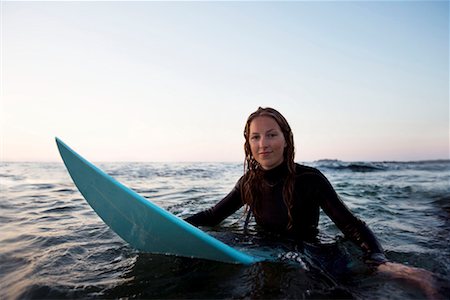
[{"x1": 241, "y1": 107, "x2": 296, "y2": 229}]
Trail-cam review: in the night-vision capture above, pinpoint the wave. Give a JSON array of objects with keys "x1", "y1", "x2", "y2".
[
  {"x1": 310, "y1": 159, "x2": 450, "y2": 172},
  {"x1": 311, "y1": 160, "x2": 387, "y2": 172}
]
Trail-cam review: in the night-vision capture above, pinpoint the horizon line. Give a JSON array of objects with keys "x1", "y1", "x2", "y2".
[{"x1": 2, "y1": 158, "x2": 449, "y2": 164}]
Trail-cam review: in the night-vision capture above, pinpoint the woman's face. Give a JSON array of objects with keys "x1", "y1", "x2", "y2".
[{"x1": 249, "y1": 116, "x2": 287, "y2": 170}]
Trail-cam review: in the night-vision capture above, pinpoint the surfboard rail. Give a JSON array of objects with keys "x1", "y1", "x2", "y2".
[{"x1": 56, "y1": 137, "x2": 260, "y2": 265}]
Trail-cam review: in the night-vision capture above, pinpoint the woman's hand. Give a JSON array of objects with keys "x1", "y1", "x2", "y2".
[{"x1": 377, "y1": 262, "x2": 443, "y2": 299}]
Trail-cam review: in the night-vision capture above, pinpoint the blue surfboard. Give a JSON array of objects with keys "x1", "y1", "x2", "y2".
[{"x1": 56, "y1": 138, "x2": 260, "y2": 264}]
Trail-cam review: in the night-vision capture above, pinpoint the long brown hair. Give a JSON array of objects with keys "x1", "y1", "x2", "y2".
[{"x1": 241, "y1": 107, "x2": 296, "y2": 229}]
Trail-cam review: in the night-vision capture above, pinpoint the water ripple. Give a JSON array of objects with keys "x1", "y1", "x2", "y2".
[{"x1": 1, "y1": 161, "x2": 449, "y2": 299}]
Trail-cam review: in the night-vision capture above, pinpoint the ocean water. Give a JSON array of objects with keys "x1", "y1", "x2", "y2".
[{"x1": 1, "y1": 160, "x2": 449, "y2": 299}]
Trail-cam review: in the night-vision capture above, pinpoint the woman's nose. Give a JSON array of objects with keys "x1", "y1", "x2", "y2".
[{"x1": 259, "y1": 136, "x2": 268, "y2": 147}]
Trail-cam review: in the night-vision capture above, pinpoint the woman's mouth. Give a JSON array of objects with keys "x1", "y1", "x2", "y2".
[{"x1": 259, "y1": 151, "x2": 272, "y2": 157}]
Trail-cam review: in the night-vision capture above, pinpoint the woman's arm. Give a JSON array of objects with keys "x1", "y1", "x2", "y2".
[
  {"x1": 184, "y1": 179, "x2": 244, "y2": 227},
  {"x1": 377, "y1": 262, "x2": 443, "y2": 299},
  {"x1": 313, "y1": 171, "x2": 387, "y2": 264},
  {"x1": 315, "y1": 172, "x2": 442, "y2": 298}
]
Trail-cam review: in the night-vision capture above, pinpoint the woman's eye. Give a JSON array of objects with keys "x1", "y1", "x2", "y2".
[{"x1": 250, "y1": 136, "x2": 259, "y2": 141}]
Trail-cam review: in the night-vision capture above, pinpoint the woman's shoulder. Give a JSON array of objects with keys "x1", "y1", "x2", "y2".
[
  {"x1": 294, "y1": 163, "x2": 321, "y2": 174},
  {"x1": 294, "y1": 163, "x2": 329, "y2": 180},
  {"x1": 294, "y1": 163, "x2": 335, "y2": 191}
]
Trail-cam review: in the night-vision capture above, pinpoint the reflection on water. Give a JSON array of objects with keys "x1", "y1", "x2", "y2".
[{"x1": 0, "y1": 161, "x2": 449, "y2": 299}]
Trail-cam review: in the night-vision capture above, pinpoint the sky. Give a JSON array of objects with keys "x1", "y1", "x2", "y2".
[{"x1": 1, "y1": 1, "x2": 449, "y2": 162}]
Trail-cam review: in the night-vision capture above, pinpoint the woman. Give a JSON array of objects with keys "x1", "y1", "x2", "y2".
[
  {"x1": 186, "y1": 107, "x2": 440, "y2": 298},
  {"x1": 186, "y1": 107, "x2": 385, "y2": 264}
]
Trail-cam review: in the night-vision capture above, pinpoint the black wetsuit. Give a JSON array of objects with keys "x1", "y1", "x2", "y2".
[{"x1": 185, "y1": 162, "x2": 387, "y2": 265}]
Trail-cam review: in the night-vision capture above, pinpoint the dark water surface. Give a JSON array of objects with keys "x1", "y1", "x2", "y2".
[{"x1": 1, "y1": 160, "x2": 449, "y2": 299}]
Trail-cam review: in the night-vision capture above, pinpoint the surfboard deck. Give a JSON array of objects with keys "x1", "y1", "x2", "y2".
[{"x1": 56, "y1": 138, "x2": 260, "y2": 264}]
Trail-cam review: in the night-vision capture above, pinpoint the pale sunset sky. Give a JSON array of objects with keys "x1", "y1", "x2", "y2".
[{"x1": 1, "y1": 1, "x2": 449, "y2": 162}]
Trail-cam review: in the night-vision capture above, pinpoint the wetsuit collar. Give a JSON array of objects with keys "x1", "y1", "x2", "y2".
[{"x1": 261, "y1": 161, "x2": 289, "y2": 183}]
